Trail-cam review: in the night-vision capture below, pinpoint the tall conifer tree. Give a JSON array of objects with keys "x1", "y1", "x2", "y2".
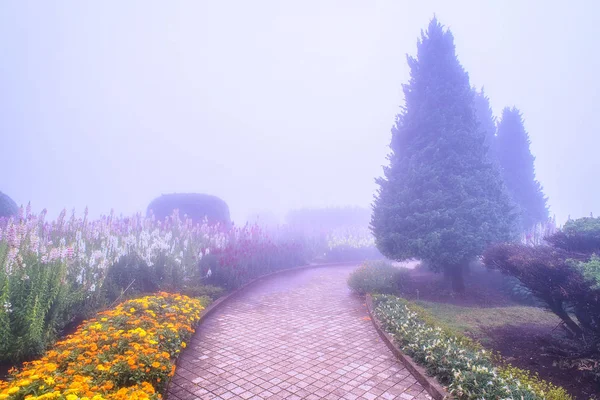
[
  {"x1": 371, "y1": 19, "x2": 516, "y2": 291},
  {"x1": 495, "y1": 107, "x2": 549, "y2": 230}
]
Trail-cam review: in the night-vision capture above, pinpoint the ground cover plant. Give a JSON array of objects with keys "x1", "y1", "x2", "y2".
[
  {"x1": 373, "y1": 295, "x2": 571, "y2": 400},
  {"x1": 0, "y1": 292, "x2": 203, "y2": 400}
]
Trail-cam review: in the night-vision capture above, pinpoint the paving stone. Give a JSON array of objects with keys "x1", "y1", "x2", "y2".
[{"x1": 167, "y1": 265, "x2": 428, "y2": 399}]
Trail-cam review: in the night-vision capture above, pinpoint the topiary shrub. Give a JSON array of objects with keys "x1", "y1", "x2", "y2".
[
  {"x1": 147, "y1": 193, "x2": 231, "y2": 226},
  {"x1": 0, "y1": 191, "x2": 18, "y2": 218},
  {"x1": 347, "y1": 261, "x2": 410, "y2": 295}
]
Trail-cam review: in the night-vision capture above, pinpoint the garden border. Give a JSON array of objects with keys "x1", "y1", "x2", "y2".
[{"x1": 365, "y1": 294, "x2": 451, "y2": 400}]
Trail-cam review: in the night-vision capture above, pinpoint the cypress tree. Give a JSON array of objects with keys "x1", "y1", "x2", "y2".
[
  {"x1": 495, "y1": 107, "x2": 549, "y2": 230},
  {"x1": 371, "y1": 19, "x2": 516, "y2": 292},
  {"x1": 473, "y1": 88, "x2": 497, "y2": 160}
]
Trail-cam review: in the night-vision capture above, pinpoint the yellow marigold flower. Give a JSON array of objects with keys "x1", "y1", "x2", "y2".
[
  {"x1": 66, "y1": 395, "x2": 78, "y2": 400},
  {"x1": 7, "y1": 387, "x2": 20, "y2": 395}
]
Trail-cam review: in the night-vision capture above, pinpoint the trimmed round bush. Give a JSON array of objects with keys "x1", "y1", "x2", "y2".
[
  {"x1": 347, "y1": 261, "x2": 409, "y2": 295},
  {"x1": 147, "y1": 193, "x2": 231, "y2": 225},
  {"x1": 0, "y1": 191, "x2": 18, "y2": 218}
]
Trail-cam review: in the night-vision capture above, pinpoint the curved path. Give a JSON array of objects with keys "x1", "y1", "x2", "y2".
[{"x1": 167, "y1": 264, "x2": 430, "y2": 400}]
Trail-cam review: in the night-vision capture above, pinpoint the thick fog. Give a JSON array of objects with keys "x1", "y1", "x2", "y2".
[{"x1": 1, "y1": 1, "x2": 598, "y2": 223}]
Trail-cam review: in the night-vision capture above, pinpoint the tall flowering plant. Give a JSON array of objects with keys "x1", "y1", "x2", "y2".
[{"x1": 0, "y1": 205, "x2": 306, "y2": 362}]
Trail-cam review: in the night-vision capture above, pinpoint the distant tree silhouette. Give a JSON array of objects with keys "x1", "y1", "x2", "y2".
[
  {"x1": 495, "y1": 107, "x2": 548, "y2": 230},
  {"x1": 371, "y1": 18, "x2": 517, "y2": 292},
  {"x1": 473, "y1": 88, "x2": 497, "y2": 160},
  {"x1": 0, "y1": 191, "x2": 18, "y2": 218}
]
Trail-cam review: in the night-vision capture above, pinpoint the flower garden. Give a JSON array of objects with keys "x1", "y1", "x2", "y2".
[
  {"x1": 0, "y1": 201, "x2": 382, "y2": 399},
  {"x1": 0, "y1": 293, "x2": 203, "y2": 400}
]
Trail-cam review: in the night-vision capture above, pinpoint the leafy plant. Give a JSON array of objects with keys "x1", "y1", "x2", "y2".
[
  {"x1": 483, "y1": 243, "x2": 599, "y2": 338},
  {"x1": 546, "y1": 216, "x2": 600, "y2": 253},
  {"x1": 347, "y1": 261, "x2": 409, "y2": 295},
  {"x1": 374, "y1": 295, "x2": 571, "y2": 400}
]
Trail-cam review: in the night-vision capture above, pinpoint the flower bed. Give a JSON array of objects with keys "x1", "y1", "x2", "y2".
[
  {"x1": 0, "y1": 207, "x2": 306, "y2": 362},
  {"x1": 373, "y1": 295, "x2": 571, "y2": 400},
  {"x1": 0, "y1": 293, "x2": 203, "y2": 400}
]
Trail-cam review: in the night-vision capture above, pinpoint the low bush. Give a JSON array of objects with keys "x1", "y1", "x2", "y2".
[
  {"x1": 0, "y1": 292, "x2": 203, "y2": 400},
  {"x1": 146, "y1": 193, "x2": 230, "y2": 226},
  {"x1": 484, "y1": 243, "x2": 600, "y2": 339},
  {"x1": 347, "y1": 262, "x2": 409, "y2": 295},
  {"x1": 373, "y1": 295, "x2": 571, "y2": 400}
]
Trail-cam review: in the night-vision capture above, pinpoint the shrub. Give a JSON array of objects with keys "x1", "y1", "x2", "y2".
[
  {"x1": 147, "y1": 193, "x2": 231, "y2": 226},
  {"x1": 0, "y1": 192, "x2": 18, "y2": 218},
  {"x1": 101, "y1": 255, "x2": 160, "y2": 303},
  {"x1": 484, "y1": 243, "x2": 600, "y2": 338},
  {"x1": 546, "y1": 216, "x2": 600, "y2": 253},
  {"x1": 347, "y1": 262, "x2": 409, "y2": 295},
  {"x1": 0, "y1": 293, "x2": 203, "y2": 400},
  {"x1": 373, "y1": 295, "x2": 571, "y2": 400}
]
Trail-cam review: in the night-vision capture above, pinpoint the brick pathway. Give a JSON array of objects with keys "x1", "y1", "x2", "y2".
[{"x1": 167, "y1": 264, "x2": 430, "y2": 400}]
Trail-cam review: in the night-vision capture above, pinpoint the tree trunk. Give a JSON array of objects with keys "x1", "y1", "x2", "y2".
[
  {"x1": 551, "y1": 301, "x2": 584, "y2": 338},
  {"x1": 449, "y1": 264, "x2": 465, "y2": 293}
]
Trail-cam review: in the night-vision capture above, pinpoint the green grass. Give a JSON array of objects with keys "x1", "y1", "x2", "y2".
[{"x1": 413, "y1": 301, "x2": 560, "y2": 343}]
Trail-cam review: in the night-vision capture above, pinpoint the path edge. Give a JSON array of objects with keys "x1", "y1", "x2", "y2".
[
  {"x1": 365, "y1": 294, "x2": 452, "y2": 400},
  {"x1": 166, "y1": 261, "x2": 358, "y2": 397}
]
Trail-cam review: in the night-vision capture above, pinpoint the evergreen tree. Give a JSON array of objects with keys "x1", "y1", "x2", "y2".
[
  {"x1": 371, "y1": 19, "x2": 516, "y2": 292},
  {"x1": 473, "y1": 88, "x2": 497, "y2": 159},
  {"x1": 495, "y1": 107, "x2": 549, "y2": 230}
]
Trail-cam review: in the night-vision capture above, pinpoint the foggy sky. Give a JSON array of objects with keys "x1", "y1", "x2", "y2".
[{"x1": 2, "y1": 1, "x2": 599, "y2": 224}]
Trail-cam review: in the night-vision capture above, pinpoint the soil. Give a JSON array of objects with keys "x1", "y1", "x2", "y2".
[
  {"x1": 399, "y1": 267, "x2": 517, "y2": 307},
  {"x1": 482, "y1": 324, "x2": 599, "y2": 400}
]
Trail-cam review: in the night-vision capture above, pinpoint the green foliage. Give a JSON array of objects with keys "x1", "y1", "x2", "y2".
[
  {"x1": 0, "y1": 251, "x2": 87, "y2": 363},
  {"x1": 371, "y1": 19, "x2": 516, "y2": 290},
  {"x1": 373, "y1": 295, "x2": 571, "y2": 400},
  {"x1": 347, "y1": 261, "x2": 409, "y2": 295},
  {"x1": 147, "y1": 193, "x2": 231, "y2": 226},
  {"x1": 100, "y1": 255, "x2": 160, "y2": 303},
  {"x1": 473, "y1": 88, "x2": 497, "y2": 158},
  {"x1": 179, "y1": 284, "x2": 224, "y2": 301},
  {"x1": 0, "y1": 191, "x2": 18, "y2": 218},
  {"x1": 579, "y1": 255, "x2": 600, "y2": 289},
  {"x1": 484, "y1": 243, "x2": 600, "y2": 338},
  {"x1": 495, "y1": 107, "x2": 549, "y2": 231},
  {"x1": 547, "y1": 216, "x2": 600, "y2": 253}
]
